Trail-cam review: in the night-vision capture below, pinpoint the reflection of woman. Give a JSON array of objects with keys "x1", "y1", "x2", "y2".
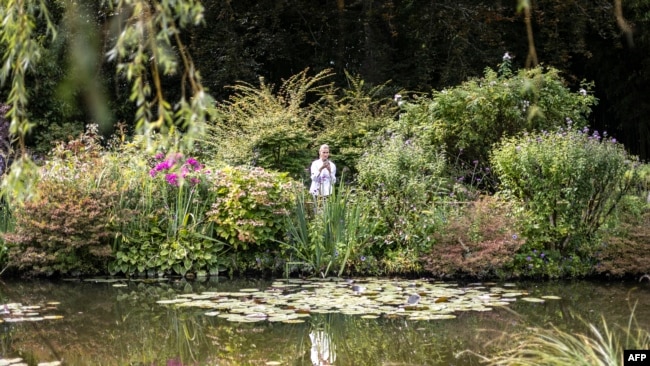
[
  {"x1": 310, "y1": 144, "x2": 337, "y2": 197},
  {"x1": 310, "y1": 329, "x2": 336, "y2": 366}
]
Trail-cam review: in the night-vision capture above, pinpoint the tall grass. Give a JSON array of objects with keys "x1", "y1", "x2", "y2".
[
  {"x1": 471, "y1": 304, "x2": 650, "y2": 366},
  {"x1": 282, "y1": 181, "x2": 376, "y2": 278}
]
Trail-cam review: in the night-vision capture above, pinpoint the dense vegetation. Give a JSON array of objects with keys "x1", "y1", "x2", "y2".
[{"x1": 0, "y1": 1, "x2": 648, "y2": 280}]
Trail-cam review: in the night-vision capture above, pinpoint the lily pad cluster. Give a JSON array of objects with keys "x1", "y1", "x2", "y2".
[
  {"x1": 156, "y1": 278, "x2": 558, "y2": 323},
  {"x1": 0, "y1": 302, "x2": 63, "y2": 323}
]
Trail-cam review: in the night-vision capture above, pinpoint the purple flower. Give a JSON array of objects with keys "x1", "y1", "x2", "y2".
[
  {"x1": 360, "y1": 256, "x2": 366, "y2": 262},
  {"x1": 186, "y1": 157, "x2": 200, "y2": 169},
  {"x1": 149, "y1": 168, "x2": 157, "y2": 177},
  {"x1": 526, "y1": 256, "x2": 531, "y2": 261},
  {"x1": 473, "y1": 160, "x2": 478, "y2": 165},
  {"x1": 512, "y1": 234, "x2": 518, "y2": 240},
  {"x1": 540, "y1": 253, "x2": 545, "y2": 258},
  {"x1": 165, "y1": 173, "x2": 179, "y2": 186},
  {"x1": 155, "y1": 159, "x2": 174, "y2": 172},
  {"x1": 154, "y1": 152, "x2": 165, "y2": 160}
]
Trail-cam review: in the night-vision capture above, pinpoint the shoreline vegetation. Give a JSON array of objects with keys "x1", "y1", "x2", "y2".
[{"x1": 0, "y1": 64, "x2": 648, "y2": 282}]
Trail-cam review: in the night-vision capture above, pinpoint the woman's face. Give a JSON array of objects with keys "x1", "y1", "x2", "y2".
[{"x1": 319, "y1": 148, "x2": 330, "y2": 161}]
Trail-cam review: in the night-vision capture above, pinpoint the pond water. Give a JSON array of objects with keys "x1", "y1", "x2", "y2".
[{"x1": 0, "y1": 277, "x2": 648, "y2": 366}]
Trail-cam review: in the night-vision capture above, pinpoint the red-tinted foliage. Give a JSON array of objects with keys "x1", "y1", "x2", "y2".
[
  {"x1": 422, "y1": 196, "x2": 523, "y2": 279},
  {"x1": 596, "y1": 210, "x2": 650, "y2": 277}
]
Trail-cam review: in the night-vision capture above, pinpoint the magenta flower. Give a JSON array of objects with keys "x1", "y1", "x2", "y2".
[
  {"x1": 155, "y1": 159, "x2": 174, "y2": 172},
  {"x1": 186, "y1": 157, "x2": 200, "y2": 168},
  {"x1": 154, "y1": 152, "x2": 165, "y2": 160},
  {"x1": 165, "y1": 173, "x2": 179, "y2": 186}
]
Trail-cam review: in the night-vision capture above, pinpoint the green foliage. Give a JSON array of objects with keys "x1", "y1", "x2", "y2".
[
  {"x1": 478, "y1": 308, "x2": 650, "y2": 366},
  {"x1": 0, "y1": 200, "x2": 13, "y2": 274},
  {"x1": 205, "y1": 69, "x2": 333, "y2": 178},
  {"x1": 0, "y1": 0, "x2": 57, "y2": 154},
  {"x1": 206, "y1": 166, "x2": 297, "y2": 250},
  {"x1": 396, "y1": 65, "x2": 598, "y2": 164},
  {"x1": 105, "y1": 0, "x2": 215, "y2": 150},
  {"x1": 2, "y1": 128, "x2": 122, "y2": 276},
  {"x1": 314, "y1": 71, "x2": 395, "y2": 177},
  {"x1": 356, "y1": 134, "x2": 448, "y2": 251},
  {"x1": 109, "y1": 146, "x2": 225, "y2": 277},
  {"x1": 281, "y1": 183, "x2": 377, "y2": 278},
  {"x1": 491, "y1": 126, "x2": 637, "y2": 277}
]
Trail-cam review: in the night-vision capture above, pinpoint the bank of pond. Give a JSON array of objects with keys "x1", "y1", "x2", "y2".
[{"x1": 0, "y1": 276, "x2": 648, "y2": 365}]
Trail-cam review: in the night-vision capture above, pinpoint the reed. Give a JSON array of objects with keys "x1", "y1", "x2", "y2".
[{"x1": 470, "y1": 304, "x2": 650, "y2": 366}]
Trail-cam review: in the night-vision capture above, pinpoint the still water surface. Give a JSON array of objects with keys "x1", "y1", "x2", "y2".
[{"x1": 0, "y1": 278, "x2": 648, "y2": 365}]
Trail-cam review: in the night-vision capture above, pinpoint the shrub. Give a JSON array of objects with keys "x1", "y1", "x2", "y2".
[
  {"x1": 314, "y1": 71, "x2": 395, "y2": 179},
  {"x1": 109, "y1": 148, "x2": 224, "y2": 277},
  {"x1": 422, "y1": 196, "x2": 522, "y2": 279},
  {"x1": 491, "y1": 126, "x2": 638, "y2": 277},
  {"x1": 395, "y1": 63, "x2": 597, "y2": 164},
  {"x1": 206, "y1": 166, "x2": 297, "y2": 250},
  {"x1": 2, "y1": 128, "x2": 123, "y2": 276},
  {"x1": 204, "y1": 69, "x2": 332, "y2": 178},
  {"x1": 356, "y1": 134, "x2": 448, "y2": 251}
]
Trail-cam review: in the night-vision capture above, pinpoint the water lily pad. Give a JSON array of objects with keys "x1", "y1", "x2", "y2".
[
  {"x1": 521, "y1": 297, "x2": 545, "y2": 303},
  {"x1": 282, "y1": 319, "x2": 305, "y2": 324}
]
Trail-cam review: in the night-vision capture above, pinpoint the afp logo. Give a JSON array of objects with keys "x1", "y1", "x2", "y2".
[{"x1": 624, "y1": 350, "x2": 649, "y2": 365}]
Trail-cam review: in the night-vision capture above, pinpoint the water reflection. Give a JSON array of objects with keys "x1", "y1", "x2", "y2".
[{"x1": 0, "y1": 278, "x2": 647, "y2": 365}]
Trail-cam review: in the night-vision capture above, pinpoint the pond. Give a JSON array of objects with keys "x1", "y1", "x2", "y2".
[{"x1": 0, "y1": 277, "x2": 648, "y2": 366}]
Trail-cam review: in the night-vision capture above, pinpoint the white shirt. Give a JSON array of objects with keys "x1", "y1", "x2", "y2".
[{"x1": 310, "y1": 159, "x2": 336, "y2": 196}]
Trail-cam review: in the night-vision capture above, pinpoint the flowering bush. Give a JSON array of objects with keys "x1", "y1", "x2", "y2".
[
  {"x1": 356, "y1": 135, "x2": 448, "y2": 251},
  {"x1": 395, "y1": 64, "x2": 597, "y2": 165},
  {"x1": 206, "y1": 166, "x2": 297, "y2": 250},
  {"x1": 491, "y1": 126, "x2": 638, "y2": 277},
  {"x1": 111, "y1": 150, "x2": 224, "y2": 277}
]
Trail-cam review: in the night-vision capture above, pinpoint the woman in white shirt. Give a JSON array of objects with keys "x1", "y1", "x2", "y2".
[{"x1": 310, "y1": 144, "x2": 336, "y2": 196}]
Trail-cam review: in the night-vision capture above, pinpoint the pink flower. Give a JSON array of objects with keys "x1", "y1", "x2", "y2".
[
  {"x1": 165, "y1": 173, "x2": 179, "y2": 186},
  {"x1": 186, "y1": 157, "x2": 200, "y2": 168}
]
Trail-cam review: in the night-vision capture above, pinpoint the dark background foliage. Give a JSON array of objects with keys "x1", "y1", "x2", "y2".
[{"x1": 1, "y1": 0, "x2": 649, "y2": 159}]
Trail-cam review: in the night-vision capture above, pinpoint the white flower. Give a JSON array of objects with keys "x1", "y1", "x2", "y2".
[
  {"x1": 503, "y1": 52, "x2": 512, "y2": 61},
  {"x1": 579, "y1": 88, "x2": 587, "y2": 96}
]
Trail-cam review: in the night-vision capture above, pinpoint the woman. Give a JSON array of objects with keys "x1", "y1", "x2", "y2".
[{"x1": 310, "y1": 144, "x2": 336, "y2": 197}]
